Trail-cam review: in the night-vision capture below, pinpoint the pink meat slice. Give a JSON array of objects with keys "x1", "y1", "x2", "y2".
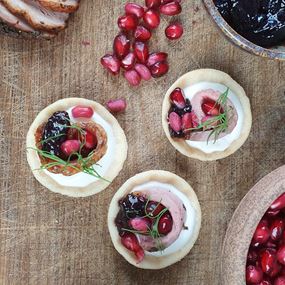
[
  {"x1": 2, "y1": 0, "x2": 69, "y2": 31},
  {"x1": 189, "y1": 89, "x2": 238, "y2": 141},
  {"x1": 136, "y1": 188, "x2": 186, "y2": 251},
  {"x1": 38, "y1": 0, "x2": 80, "y2": 13}
]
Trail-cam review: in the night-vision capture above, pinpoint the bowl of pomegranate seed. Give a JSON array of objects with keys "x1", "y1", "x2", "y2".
[
  {"x1": 203, "y1": 0, "x2": 285, "y2": 60},
  {"x1": 222, "y1": 165, "x2": 285, "y2": 285},
  {"x1": 108, "y1": 170, "x2": 201, "y2": 269}
]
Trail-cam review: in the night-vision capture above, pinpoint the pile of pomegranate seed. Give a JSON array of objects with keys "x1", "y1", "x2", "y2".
[
  {"x1": 246, "y1": 193, "x2": 285, "y2": 285},
  {"x1": 101, "y1": 0, "x2": 184, "y2": 87}
]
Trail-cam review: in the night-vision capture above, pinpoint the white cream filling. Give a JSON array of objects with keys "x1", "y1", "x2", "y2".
[
  {"x1": 184, "y1": 82, "x2": 244, "y2": 153},
  {"x1": 43, "y1": 107, "x2": 115, "y2": 187},
  {"x1": 131, "y1": 181, "x2": 196, "y2": 257}
]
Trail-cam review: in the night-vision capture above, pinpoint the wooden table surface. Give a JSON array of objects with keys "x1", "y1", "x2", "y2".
[{"x1": 0, "y1": 1, "x2": 284, "y2": 284}]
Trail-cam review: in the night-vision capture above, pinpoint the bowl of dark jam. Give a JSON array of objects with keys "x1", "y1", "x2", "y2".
[{"x1": 203, "y1": 0, "x2": 285, "y2": 60}]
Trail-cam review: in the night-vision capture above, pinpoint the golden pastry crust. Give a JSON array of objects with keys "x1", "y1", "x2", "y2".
[
  {"x1": 26, "y1": 98, "x2": 128, "y2": 197},
  {"x1": 162, "y1": 69, "x2": 252, "y2": 161},
  {"x1": 107, "y1": 170, "x2": 201, "y2": 269}
]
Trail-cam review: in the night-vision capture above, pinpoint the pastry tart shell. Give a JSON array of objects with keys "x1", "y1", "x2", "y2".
[
  {"x1": 107, "y1": 170, "x2": 201, "y2": 269},
  {"x1": 162, "y1": 69, "x2": 252, "y2": 161},
  {"x1": 26, "y1": 98, "x2": 128, "y2": 197}
]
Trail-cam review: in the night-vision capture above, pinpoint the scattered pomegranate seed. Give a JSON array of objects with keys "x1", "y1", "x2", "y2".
[
  {"x1": 121, "y1": 233, "x2": 144, "y2": 262},
  {"x1": 125, "y1": 3, "x2": 145, "y2": 19},
  {"x1": 134, "y1": 63, "x2": 152, "y2": 80},
  {"x1": 246, "y1": 265, "x2": 263, "y2": 284},
  {"x1": 146, "y1": 52, "x2": 168, "y2": 67},
  {"x1": 261, "y1": 249, "x2": 278, "y2": 275},
  {"x1": 182, "y1": 112, "x2": 192, "y2": 133},
  {"x1": 168, "y1": 112, "x2": 182, "y2": 132},
  {"x1": 275, "y1": 276, "x2": 285, "y2": 285},
  {"x1": 160, "y1": 1, "x2": 182, "y2": 15},
  {"x1": 145, "y1": 0, "x2": 161, "y2": 9},
  {"x1": 72, "y1": 106, "x2": 94, "y2": 118},
  {"x1": 101, "y1": 54, "x2": 120, "y2": 75},
  {"x1": 158, "y1": 212, "x2": 173, "y2": 235},
  {"x1": 133, "y1": 41, "x2": 149, "y2": 63},
  {"x1": 277, "y1": 245, "x2": 285, "y2": 265},
  {"x1": 150, "y1": 61, "x2": 169, "y2": 77},
  {"x1": 170, "y1": 87, "x2": 186, "y2": 108},
  {"x1": 270, "y1": 218, "x2": 284, "y2": 241},
  {"x1": 124, "y1": 69, "x2": 141, "y2": 86},
  {"x1": 83, "y1": 130, "x2": 97, "y2": 149},
  {"x1": 270, "y1": 193, "x2": 285, "y2": 211},
  {"x1": 190, "y1": 112, "x2": 199, "y2": 128},
  {"x1": 260, "y1": 281, "x2": 272, "y2": 285},
  {"x1": 165, "y1": 22, "x2": 184, "y2": 40},
  {"x1": 118, "y1": 14, "x2": 138, "y2": 31},
  {"x1": 253, "y1": 219, "x2": 270, "y2": 245},
  {"x1": 106, "y1": 99, "x2": 127, "y2": 113},
  {"x1": 60, "y1": 140, "x2": 81, "y2": 156},
  {"x1": 113, "y1": 34, "x2": 131, "y2": 59},
  {"x1": 146, "y1": 201, "x2": 165, "y2": 216},
  {"x1": 128, "y1": 217, "x2": 151, "y2": 232},
  {"x1": 121, "y1": 52, "x2": 136, "y2": 70},
  {"x1": 143, "y1": 9, "x2": 160, "y2": 29},
  {"x1": 134, "y1": 25, "x2": 152, "y2": 41},
  {"x1": 202, "y1": 99, "x2": 221, "y2": 116}
]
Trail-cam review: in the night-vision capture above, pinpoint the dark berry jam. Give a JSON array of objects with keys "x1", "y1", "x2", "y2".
[{"x1": 215, "y1": 0, "x2": 285, "y2": 47}]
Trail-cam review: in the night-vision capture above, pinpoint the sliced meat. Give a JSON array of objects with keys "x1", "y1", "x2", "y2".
[
  {"x1": 2, "y1": 0, "x2": 69, "y2": 32},
  {"x1": 0, "y1": 2, "x2": 56, "y2": 39},
  {"x1": 38, "y1": 0, "x2": 79, "y2": 13}
]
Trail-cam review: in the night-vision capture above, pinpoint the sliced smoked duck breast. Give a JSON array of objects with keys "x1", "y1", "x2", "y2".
[{"x1": 38, "y1": 0, "x2": 80, "y2": 13}]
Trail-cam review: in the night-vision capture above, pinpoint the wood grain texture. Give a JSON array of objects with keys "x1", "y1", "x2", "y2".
[{"x1": 0, "y1": 0, "x2": 284, "y2": 284}]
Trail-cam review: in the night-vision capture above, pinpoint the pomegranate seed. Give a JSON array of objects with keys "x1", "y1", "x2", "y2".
[
  {"x1": 158, "y1": 212, "x2": 173, "y2": 235},
  {"x1": 268, "y1": 262, "x2": 281, "y2": 278},
  {"x1": 134, "y1": 25, "x2": 152, "y2": 41},
  {"x1": 270, "y1": 219, "x2": 284, "y2": 241},
  {"x1": 260, "y1": 281, "x2": 272, "y2": 285},
  {"x1": 121, "y1": 233, "x2": 144, "y2": 262},
  {"x1": 113, "y1": 34, "x2": 131, "y2": 59},
  {"x1": 147, "y1": 52, "x2": 168, "y2": 67},
  {"x1": 118, "y1": 14, "x2": 138, "y2": 31},
  {"x1": 100, "y1": 54, "x2": 120, "y2": 75},
  {"x1": 143, "y1": 9, "x2": 160, "y2": 29},
  {"x1": 121, "y1": 52, "x2": 136, "y2": 70},
  {"x1": 124, "y1": 70, "x2": 141, "y2": 86},
  {"x1": 160, "y1": 1, "x2": 182, "y2": 15},
  {"x1": 266, "y1": 209, "x2": 281, "y2": 217},
  {"x1": 265, "y1": 239, "x2": 278, "y2": 249},
  {"x1": 82, "y1": 130, "x2": 97, "y2": 149},
  {"x1": 253, "y1": 220, "x2": 270, "y2": 245},
  {"x1": 72, "y1": 106, "x2": 94, "y2": 118},
  {"x1": 60, "y1": 140, "x2": 81, "y2": 156},
  {"x1": 247, "y1": 249, "x2": 258, "y2": 264},
  {"x1": 133, "y1": 41, "x2": 149, "y2": 63},
  {"x1": 270, "y1": 193, "x2": 285, "y2": 211},
  {"x1": 246, "y1": 265, "x2": 263, "y2": 284},
  {"x1": 125, "y1": 3, "x2": 144, "y2": 19},
  {"x1": 275, "y1": 277, "x2": 285, "y2": 285},
  {"x1": 106, "y1": 99, "x2": 127, "y2": 113},
  {"x1": 202, "y1": 99, "x2": 221, "y2": 116},
  {"x1": 170, "y1": 87, "x2": 186, "y2": 108},
  {"x1": 146, "y1": 201, "x2": 165, "y2": 216},
  {"x1": 277, "y1": 245, "x2": 285, "y2": 265},
  {"x1": 134, "y1": 63, "x2": 151, "y2": 81},
  {"x1": 150, "y1": 61, "x2": 169, "y2": 77},
  {"x1": 182, "y1": 113, "x2": 192, "y2": 133},
  {"x1": 165, "y1": 23, "x2": 184, "y2": 40},
  {"x1": 261, "y1": 249, "x2": 277, "y2": 275},
  {"x1": 190, "y1": 112, "x2": 199, "y2": 128},
  {"x1": 145, "y1": 0, "x2": 161, "y2": 9},
  {"x1": 168, "y1": 112, "x2": 182, "y2": 132},
  {"x1": 128, "y1": 217, "x2": 151, "y2": 232}
]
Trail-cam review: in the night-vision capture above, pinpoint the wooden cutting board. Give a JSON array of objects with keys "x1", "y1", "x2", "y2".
[{"x1": 0, "y1": 0, "x2": 284, "y2": 284}]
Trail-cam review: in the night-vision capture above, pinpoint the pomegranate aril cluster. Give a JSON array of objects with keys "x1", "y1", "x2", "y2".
[
  {"x1": 101, "y1": 0, "x2": 184, "y2": 87},
  {"x1": 246, "y1": 193, "x2": 285, "y2": 285}
]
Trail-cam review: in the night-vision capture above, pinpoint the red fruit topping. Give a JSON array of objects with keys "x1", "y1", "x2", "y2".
[
  {"x1": 247, "y1": 249, "x2": 258, "y2": 264},
  {"x1": 182, "y1": 113, "x2": 192, "y2": 133},
  {"x1": 106, "y1": 99, "x2": 127, "y2": 113},
  {"x1": 146, "y1": 201, "x2": 165, "y2": 216},
  {"x1": 125, "y1": 3, "x2": 144, "y2": 19},
  {"x1": 277, "y1": 245, "x2": 285, "y2": 265},
  {"x1": 60, "y1": 140, "x2": 81, "y2": 156},
  {"x1": 145, "y1": 0, "x2": 161, "y2": 9},
  {"x1": 146, "y1": 52, "x2": 168, "y2": 67},
  {"x1": 158, "y1": 212, "x2": 173, "y2": 235},
  {"x1": 246, "y1": 265, "x2": 263, "y2": 284},
  {"x1": 202, "y1": 99, "x2": 221, "y2": 116},
  {"x1": 72, "y1": 106, "x2": 94, "y2": 118},
  {"x1": 121, "y1": 52, "x2": 136, "y2": 70},
  {"x1": 168, "y1": 111, "x2": 182, "y2": 132},
  {"x1": 165, "y1": 23, "x2": 184, "y2": 40},
  {"x1": 83, "y1": 130, "x2": 97, "y2": 149},
  {"x1": 121, "y1": 233, "x2": 144, "y2": 262},
  {"x1": 133, "y1": 41, "x2": 149, "y2": 63},
  {"x1": 169, "y1": 87, "x2": 186, "y2": 108},
  {"x1": 261, "y1": 249, "x2": 277, "y2": 275},
  {"x1": 118, "y1": 14, "x2": 138, "y2": 31},
  {"x1": 113, "y1": 34, "x2": 131, "y2": 59},
  {"x1": 260, "y1": 281, "x2": 272, "y2": 285},
  {"x1": 275, "y1": 277, "x2": 285, "y2": 285},
  {"x1": 129, "y1": 217, "x2": 151, "y2": 232},
  {"x1": 270, "y1": 193, "x2": 285, "y2": 211},
  {"x1": 134, "y1": 25, "x2": 152, "y2": 41},
  {"x1": 190, "y1": 112, "x2": 199, "y2": 128},
  {"x1": 160, "y1": 1, "x2": 182, "y2": 15},
  {"x1": 124, "y1": 70, "x2": 141, "y2": 86},
  {"x1": 150, "y1": 61, "x2": 169, "y2": 77},
  {"x1": 253, "y1": 220, "x2": 270, "y2": 245},
  {"x1": 143, "y1": 9, "x2": 160, "y2": 29},
  {"x1": 270, "y1": 218, "x2": 284, "y2": 241},
  {"x1": 101, "y1": 54, "x2": 120, "y2": 75},
  {"x1": 134, "y1": 63, "x2": 152, "y2": 81}
]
